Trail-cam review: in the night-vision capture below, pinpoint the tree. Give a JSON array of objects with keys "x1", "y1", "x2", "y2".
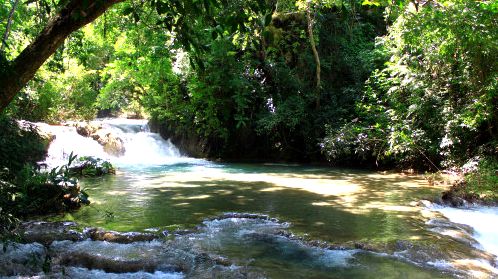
[
  {"x1": 305, "y1": 1, "x2": 321, "y2": 108},
  {"x1": 0, "y1": 0, "x2": 267, "y2": 112},
  {"x1": 1, "y1": 0, "x2": 20, "y2": 52},
  {"x1": 0, "y1": 0, "x2": 122, "y2": 112}
]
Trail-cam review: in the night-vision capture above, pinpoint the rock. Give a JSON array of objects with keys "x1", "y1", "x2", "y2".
[
  {"x1": 73, "y1": 122, "x2": 126, "y2": 156},
  {"x1": 75, "y1": 122, "x2": 101, "y2": 137},
  {"x1": 91, "y1": 129, "x2": 126, "y2": 156},
  {"x1": 69, "y1": 156, "x2": 115, "y2": 176},
  {"x1": 84, "y1": 228, "x2": 158, "y2": 243},
  {"x1": 426, "y1": 218, "x2": 480, "y2": 247},
  {"x1": 37, "y1": 127, "x2": 55, "y2": 148},
  {"x1": 0, "y1": 242, "x2": 47, "y2": 277},
  {"x1": 49, "y1": 239, "x2": 186, "y2": 274},
  {"x1": 102, "y1": 134, "x2": 126, "y2": 157},
  {"x1": 419, "y1": 200, "x2": 433, "y2": 207},
  {"x1": 426, "y1": 218, "x2": 474, "y2": 235},
  {"x1": 411, "y1": 200, "x2": 433, "y2": 208},
  {"x1": 440, "y1": 179, "x2": 482, "y2": 206},
  {"x1": 441, "y1": 191, "x2": 467, "y2": 207},
  {"x1": 16, "y1": 221, "x2": 84, "y2": 245}
]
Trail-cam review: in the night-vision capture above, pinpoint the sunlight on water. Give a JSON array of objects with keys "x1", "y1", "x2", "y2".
[{"x1": 42, "y1": 119, "x2": 445, "y2": 241}]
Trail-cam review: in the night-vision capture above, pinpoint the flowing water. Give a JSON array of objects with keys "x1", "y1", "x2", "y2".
[{"x1": 28, "y1": 119, "x2": 498, "y2": 278}]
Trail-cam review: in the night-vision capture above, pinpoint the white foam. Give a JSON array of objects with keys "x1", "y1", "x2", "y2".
[
  {"x1": 50, "y1": 239, "x2": 165, "y2": 260},
  {"x1": 315, "y1": 249, "x2": 359, "y2": 268},
  {"x1": 41, "y1": 119, "x2": 209, "y2": 168},
  {"x1": 432, "y1": 205, "x2": 498, "y2": 257},
  {"x1": 42, "y1": 125, "x2": 110, "y2": 168},
  {"x1": 64, "y1": 267, "x2": 184, "y2": 279}
]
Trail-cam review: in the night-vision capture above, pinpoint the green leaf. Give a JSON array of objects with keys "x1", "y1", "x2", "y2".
[
  {"x1": 133, "y1": 12, "x2": 140, "y2": 23},
  {"x1": 264, "y1": 13, "x2": 273, "y2": 27},
  {"x1": 122, "y1": 6, "x2": 134, "y2": 16},
  {"x1": 156, "y1": 1, "x2": 169, "y2": 15},
  {"x1": 362, "y1": 0, "x2": 381, "y2": 7}
]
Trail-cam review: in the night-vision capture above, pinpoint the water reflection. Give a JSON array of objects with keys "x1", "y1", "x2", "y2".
[{"x1": 53, "y1": 163, "x2": 444, "y2": 246}]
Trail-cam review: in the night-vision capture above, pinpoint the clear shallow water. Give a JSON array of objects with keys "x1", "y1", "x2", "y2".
[
  {"x1": 51, "y1": 162, "x2": 444, "y2": 244},
  {"x1": 185, "y1": 217, "x2": 452, "y2": 278},
  {"x1": 38, "y1": 119, "x2": 496, "y2": 278}
]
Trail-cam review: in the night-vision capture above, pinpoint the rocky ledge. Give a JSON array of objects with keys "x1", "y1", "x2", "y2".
[
  {"x1": 72, "y1": 122, "x2": 126, "y2": 157},
  {"x1": 1, "y1": 220, "x2": 263, "y2": 278}
]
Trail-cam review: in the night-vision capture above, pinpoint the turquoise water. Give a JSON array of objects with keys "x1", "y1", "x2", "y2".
[{"x1": 39, "y1": 120, "x2": 491, "y2": 278}]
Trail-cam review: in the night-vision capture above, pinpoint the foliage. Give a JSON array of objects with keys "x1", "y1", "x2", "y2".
[
  {"x1": 0, "y1": 148, "x2": 90, "y2": 221},
  {"x1": 3, "y1": 0, "x2": 496, "y2": 175},
  {"x1": 322, "y1": 1, "x2": 498, "y2": 169},
  {"x1": 70, "y1": 156, "x2": 116, "y2": 176},
  {"x1": 0, "y1": 179, "x2": 21, "y2": 240},
  {"x1": 1, "y1": 0, "x2": 384, "y2": 161},
  {"x1": 143, "y1": 2, "x2": 383, "y2": 159},
  {"x1": 464, "y1": 158, "x2": 498, "y2": 202},
  {"x1": 0, "y1": 115, "x2": 48, "y2": 177}
]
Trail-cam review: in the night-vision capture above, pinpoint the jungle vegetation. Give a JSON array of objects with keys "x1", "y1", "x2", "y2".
[{"x1": 0, "y1": 0, "x2": 497, "y2": 204}]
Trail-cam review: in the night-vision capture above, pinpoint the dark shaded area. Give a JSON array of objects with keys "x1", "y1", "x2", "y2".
[{"x1": 0, "y1": 116, "x2": 49, "y2": 177}]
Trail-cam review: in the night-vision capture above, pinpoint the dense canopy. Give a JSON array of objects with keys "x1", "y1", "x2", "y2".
[{"x1": 0, "y1": 0, "x2": 497, "y2": 199}]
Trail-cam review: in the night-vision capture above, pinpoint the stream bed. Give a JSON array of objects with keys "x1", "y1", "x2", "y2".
[{"x1": 3, "y1": 119, "x2": 496, "y2": 278}]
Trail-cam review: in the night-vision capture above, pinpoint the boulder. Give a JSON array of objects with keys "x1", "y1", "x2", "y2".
[
  {"x1": 73, "y1": 122, "x2": 126, "y2": 156},
  {"x1": 16, "y1": 221, "x2": 84, "y2": 245},
  {"x1": 441, "y1": 180, "x2": 478, "y2": 206},
  {"x1": 69, "y1": 156, "x2": 115, "y2": 176},
  {"x1": 91, "y1": 129, "x2": 126, "y2": 156},
  {"x1": 0, "y1": 242, "x2": 47, "y2": 276},
  {"x1": 75, "y1": 122, "x2": 101, "y2": 137},
  {"x1": 84, "y1": 228, "x2": 158, "y2": 244}
]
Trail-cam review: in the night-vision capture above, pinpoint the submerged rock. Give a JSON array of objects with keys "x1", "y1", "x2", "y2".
[
  {"x1": 3, "y1": 214, "x2": 498, "y2": 278},
  {"x1": 60, "y1": 267, "x2": 184, "y2": 279},
  {"x1": 0, "y1": 242, "x2": 47, "y2": 276},
  {"x1": 84, "y1": 228, "x2": 158, "y2": 243},
  {"x1": 16, "y1": 221, "x2": 84, "y2": 245}
]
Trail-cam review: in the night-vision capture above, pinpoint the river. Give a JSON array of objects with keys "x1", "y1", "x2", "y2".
[{"x1": 18, "y1": 119, "x2": 496, "y2": 278}]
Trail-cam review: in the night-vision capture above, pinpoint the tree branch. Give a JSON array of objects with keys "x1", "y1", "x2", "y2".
[
  {"x1": 306, "y1": 1, "x2": 321, "y2": 109},
  {"x1": 1, "y1": 0, "x2": 20, "y2": 52},
  {"x1": 0, "y1": 0, "x2": 124, "y2": 112}
]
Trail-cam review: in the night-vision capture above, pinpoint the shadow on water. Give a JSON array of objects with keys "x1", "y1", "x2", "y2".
[
  {"x1": 58, "y1": 164, "x2": 440, "y2": 244},
  {"x1": 41, "y1": 163, "x2": 488, "y2": 277}
]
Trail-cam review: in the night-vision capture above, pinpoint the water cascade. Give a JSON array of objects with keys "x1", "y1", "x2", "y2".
[
  {"x1": 42, "y1": 119, "x2": 204, "y2": 168},
  {"x1": 12, "y1": 119, "x2": 495, "y2": 278},
  {"x1": 432, "y1": 205, "x2": 498, "y2": 258}
]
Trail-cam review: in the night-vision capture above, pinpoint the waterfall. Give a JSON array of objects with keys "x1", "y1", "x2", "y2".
[
  {"x1": 99, "y1": 119, "x2": 183, "y2": 166},
  {"x1": 41, "y1": 124, "x2": 109, "y2": 168},
  {"x1": 42, "y1": 119, "x2": 195, "y2": 168}
]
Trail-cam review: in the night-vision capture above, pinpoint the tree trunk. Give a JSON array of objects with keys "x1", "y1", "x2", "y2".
[
  {"x1": 306, "y1": 1, "x2": 321, "y2": 109},
  {"x1": 1, "y1": 0, "x2": 20, "y2": 52},
  {"x1": 0, "y1": 0, "x2": 123, "y2": 112}
]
